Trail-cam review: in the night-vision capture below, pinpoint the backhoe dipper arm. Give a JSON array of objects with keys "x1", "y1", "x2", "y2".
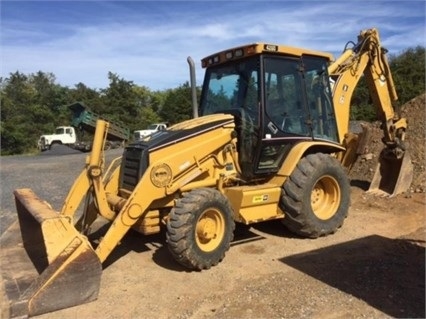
[
  {"x1": 328, "y1": 28, "x2": 407, "y2": 149},
  {"x1": 328, "y1": 28, "x2": 412, "y2": 197}
]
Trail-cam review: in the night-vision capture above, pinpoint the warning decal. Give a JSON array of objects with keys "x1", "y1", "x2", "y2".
[{"x1": 252, "y1": 194, "x2": 269, "y2": 203}]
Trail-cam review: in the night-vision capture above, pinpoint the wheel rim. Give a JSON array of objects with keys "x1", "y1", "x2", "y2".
[
  {"x1": 311, "y1": 175, "x2": 341, "y2": 220},
  {"x1": 195, "y1": 208, "x2": 225, "y2": 252}
]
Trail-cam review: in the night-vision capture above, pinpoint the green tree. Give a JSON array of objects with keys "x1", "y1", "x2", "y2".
[
  {"x1": 1, "y1": 72, "x2": 32, "y2": 122},
  {"x1": 349, "y1": 76, "x2": 376, "y2": 121},
  {"x1": 131, "y1": 85, "x2": 163, "y2": 130},
  {"x1": 137, "y1": 107, "x2": 163, "y2": 130},
  {"x1": 1, "y1": 46, "x2": 423, "y2": 155},
  {"x1": 389, "y1": 46, "x2": 426, "y2": 104},
  {"x1": 150, "y1": 90, "x2": 167, "y2": 113},
  {"x1": 350, "y1": 46, "x2": 425, "y2": 121},
  {"x1": 159, "y1": 82, "x2": 195, "y2": 125},
  {"x1": 0, "y1": 71, "x2": 72, "y2": 154},
  {"x1": 99, "y1": 72, "x2": 140, "y2": 130},
  {"x1": 68, "y1": 82, "x2": 102, "y2": 108}
]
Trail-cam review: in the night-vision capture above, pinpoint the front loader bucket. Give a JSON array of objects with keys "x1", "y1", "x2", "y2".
[
  {"x1": 367, "y1": 150, "x2": 413, "y2": 197},
  {"x1": 1, "y1": 188, "x2": 102, "y2": 318}
]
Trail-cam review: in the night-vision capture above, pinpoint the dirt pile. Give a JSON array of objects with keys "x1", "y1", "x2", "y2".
[
  {"x1": 348, "y1": 93, "x2": 426, "y2": 193},
  {"x1": 38, "y1": 144, "x2": 82, "y2": 156},
  {"x1": 401, "y1": 93, "x2": 426, "y2": 192}
]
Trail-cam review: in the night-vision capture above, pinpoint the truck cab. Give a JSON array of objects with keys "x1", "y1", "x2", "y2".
[{"x1": 37, "y1": 126, "x2": 77, "y2": 151}]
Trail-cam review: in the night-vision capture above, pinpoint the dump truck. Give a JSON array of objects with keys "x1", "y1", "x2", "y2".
[
  {"x1": 1, "y1": 28, "x2": 413, "y2": 318},
  {"x1": 37, "y1": 102, "x2": 130, "y2": 151}
]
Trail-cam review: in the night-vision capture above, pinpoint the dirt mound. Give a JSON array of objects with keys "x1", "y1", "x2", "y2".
[
  {"x1": 348, "y1": 93, "x2": 426, "y2": 193},
  {"x1": 401, "y1": 93, "x2": 426, "y2": 192}
]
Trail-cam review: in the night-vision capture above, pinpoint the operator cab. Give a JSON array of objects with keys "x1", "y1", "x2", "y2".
[{"x1": 199, "y1": 43, "x2": 339, "y2": 178}]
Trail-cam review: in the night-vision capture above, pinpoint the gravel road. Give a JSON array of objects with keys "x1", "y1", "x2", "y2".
[{"x1": 0, "y1": 147, "x2": 123, "y2": 235}]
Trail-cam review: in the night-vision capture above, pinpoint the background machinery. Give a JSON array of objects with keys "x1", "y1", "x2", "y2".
[
  {"x1": 133, "y1": 123, "x2": 168, "y2": 140},
  {"x1": 2, "y1": 28, "x2": 412, "y2": 318},
  {"x1": 38, "y1": 102, "x2": 130, "y2": 152}
]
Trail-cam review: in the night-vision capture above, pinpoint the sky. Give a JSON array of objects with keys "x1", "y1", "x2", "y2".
[{"x1": 1, "y1": 1, "x2": 425, "y2": 91}]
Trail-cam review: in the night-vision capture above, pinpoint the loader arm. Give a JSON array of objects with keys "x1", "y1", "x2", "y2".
[
  {"x1": 328, "y1": 28, "x2": 412, "y2": 195},
  {"x1": 2, "y1": 120, "x2": 116, "y2": 318},
  {"x1": 3, "y1": 116, "x2": 241, "y2": 318},
  {"x1": 95, "y1": 115, "x2": 239, "y2": 262}
]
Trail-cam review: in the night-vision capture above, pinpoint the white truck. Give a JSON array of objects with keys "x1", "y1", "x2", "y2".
[
  {"x1": 133, "y1": 123, "x2": 167, "y2": 140},
  {"x1": 38, "y1": 126, "x2": 81, "y2": 151},
  {"x1": 38, "y1": 102, "x2": 130, "y2": 152}
]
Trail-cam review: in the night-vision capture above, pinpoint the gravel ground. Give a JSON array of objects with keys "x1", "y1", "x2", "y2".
[{"x1": 0, "y1": 147, "x2": 123, "y2": 234}]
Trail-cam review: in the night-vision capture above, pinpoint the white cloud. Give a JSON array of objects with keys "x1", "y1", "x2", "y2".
[{"x1": 1, "y1": 1, "x2": 424, "y2": 90}]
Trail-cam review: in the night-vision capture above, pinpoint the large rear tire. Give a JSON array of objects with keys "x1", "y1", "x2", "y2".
[
  {"x1": 280, "y1": 153, "x2": 350, "y2": 238},
  {"x1": 166, "y1": 188, "x2": 235, "y2": 270}
]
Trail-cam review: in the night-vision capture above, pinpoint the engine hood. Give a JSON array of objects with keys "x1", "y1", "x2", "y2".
[{"x1": 130, "y1": 114, "x2": 235, "y2": 152}]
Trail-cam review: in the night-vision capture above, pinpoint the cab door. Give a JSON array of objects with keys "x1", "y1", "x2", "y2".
[
  {"x1": 255, "y1": 54, "x2": 338, "y2": 176},
  {"x1": 256, "y1": 56, "x2": 308, "y2": 175},
  {"x1": 301, "y1": 55, "x2": 339, "y2": 142}
]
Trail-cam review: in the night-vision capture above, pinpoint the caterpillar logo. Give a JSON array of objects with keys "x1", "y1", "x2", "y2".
[
  {"x1": 150, "y1": 163, "x2": 172, "y2": 187},
  {"x1": 252, "y1": 194, "x2": 269, "y2": 203}
]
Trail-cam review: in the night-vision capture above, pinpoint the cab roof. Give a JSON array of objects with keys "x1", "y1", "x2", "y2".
[{"x1": 201, "y1": 42, "x2": 334, "y2": 68}]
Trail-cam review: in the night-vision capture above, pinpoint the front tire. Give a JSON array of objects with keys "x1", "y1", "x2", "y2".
[
  {"x1": 166, "y1": 188, "x2": 235, "y2": 270},
  {"x1": 280, "y1": 153, "x2": 350, "y2": 238}
]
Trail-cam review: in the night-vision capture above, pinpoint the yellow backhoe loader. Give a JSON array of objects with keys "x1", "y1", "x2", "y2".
[{"x1": 1, "y1": 28, "x2": 413, "y2": 318}]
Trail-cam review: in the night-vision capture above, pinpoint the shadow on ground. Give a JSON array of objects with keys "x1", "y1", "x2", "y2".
[
  {"x1": 280, "y1": 234, "x2": 425, "y2": 318},
  {"x1": 350, "y1": 179, "x2": 370, "y2": 191},
  {"x1": 93, "y1": 222, "x2": 269, "y2": 272}
]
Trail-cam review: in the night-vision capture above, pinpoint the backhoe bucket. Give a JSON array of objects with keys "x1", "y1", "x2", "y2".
[
  {"x1": 367, "y1": 150, "x2": 413, "y2": 197},
  {"x1": 1, "y1": 188, "x2": 102, "y2": 318}
]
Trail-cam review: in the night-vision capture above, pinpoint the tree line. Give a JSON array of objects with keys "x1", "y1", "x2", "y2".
[
  {"x1": 1, "y1": 46, "x2": 424, "y2": 155},
  {"x1": 1, "y1": 71, "x2": 199, "y2": 155}
]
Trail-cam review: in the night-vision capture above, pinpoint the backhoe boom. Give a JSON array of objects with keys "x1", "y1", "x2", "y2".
[{"x1": 328, "y1": 28, "x2": 412, "y2": 195}]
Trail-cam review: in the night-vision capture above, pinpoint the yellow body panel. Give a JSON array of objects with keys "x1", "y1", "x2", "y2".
[
  {"x1": 148, "y1": 115, "x2": 236, "y2": 194},
  {"x1": 269, "y1": 141, "x2": 345, "y2": 187},
  {"x1": 225, "y1": 184, "x2": 283, "y2": 224},
  {"x1": 132, "y1": 210, "x2": 161, "y2": 234}
]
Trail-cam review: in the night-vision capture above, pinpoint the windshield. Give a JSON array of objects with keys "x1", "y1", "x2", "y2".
[
  {"x1": 147, "y1": 124, "x2": 158, "y2": 130},
  {"x1": 200, "y1": 57, "x2": 259, "y2": 121}
]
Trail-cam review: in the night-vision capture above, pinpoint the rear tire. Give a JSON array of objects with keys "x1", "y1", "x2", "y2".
[
  {"x1": 280, "y1": 153, "x2": 350, "y2": 238},
  {"x1": 166, "y1": 188, "x2": 235, "y2": 270}
]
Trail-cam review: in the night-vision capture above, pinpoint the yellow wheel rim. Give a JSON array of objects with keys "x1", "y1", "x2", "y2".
[
  {"x1": 311, "y1": 175, "x2": 341, "y2": 220},
  {"x1": 195, "y1": 208, "x2": 225, "y2": 252}
]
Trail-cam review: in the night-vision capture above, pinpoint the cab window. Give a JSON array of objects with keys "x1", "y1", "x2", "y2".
[
  {"x1": 302, "y1": 56, "x2": 338, "y2": 142},
  {"x1": 264, "y1": 57, "x2": 309, "y2": 137}
]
